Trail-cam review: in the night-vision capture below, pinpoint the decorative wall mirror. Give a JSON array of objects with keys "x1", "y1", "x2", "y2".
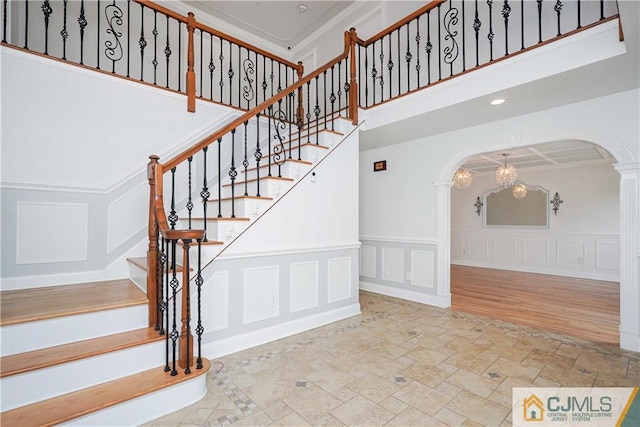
[{"x1": 483, "y1": 184, "x2": 549, "y2": 228}]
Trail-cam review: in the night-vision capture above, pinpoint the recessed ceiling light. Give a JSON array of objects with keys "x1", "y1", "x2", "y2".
[
  {"x1": 297, "y1": 4, "x2": 308, "y2": 13},
  {"x1": 490, "y1": 98, "x2": 506, "y2": 105}
]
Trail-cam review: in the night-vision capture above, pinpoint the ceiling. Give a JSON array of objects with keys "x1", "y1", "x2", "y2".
[
  {"x1": 459, "y1": 140, "x2": 614, "y2": 174},
  {"x1": 184, "y1": 1, "x2": 355, "y2": 49}
]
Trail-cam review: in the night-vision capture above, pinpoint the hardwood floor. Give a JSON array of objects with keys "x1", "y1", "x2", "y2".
[{"x1": 450, "y1": 265, "x2": 620, "y2": 344}]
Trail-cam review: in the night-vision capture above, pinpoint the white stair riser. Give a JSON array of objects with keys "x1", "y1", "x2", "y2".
[
  {"x1": 0, "y1": 341, "x2": 165, "y2": 411},
  {"x1": 0, "y1": 305, "x2": 147, "y2": 357},
  {"x1": 222, "y1": 178, "x2": 293, "y2": 199},
  {"x1": 241, "y1": 161, "x2": 312, "y2": 181},
  {"x1": 65, "y1": 372, "x2": 207, "y2": 427},
  {"x1": 186, "y1": 218, "x2": 251, "y2": 243},
  {"x1": 206, "y1": 198, "x2": 273, "y2": 219}
]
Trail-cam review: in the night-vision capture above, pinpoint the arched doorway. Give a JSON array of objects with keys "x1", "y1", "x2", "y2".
[{"x1": 436, "y1": 131, "x2": 639, "y2": 351}]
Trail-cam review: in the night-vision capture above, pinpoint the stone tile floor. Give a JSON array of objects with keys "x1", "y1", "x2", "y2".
[{"x1": 143, "y1": 291, "x2": 640, "y2": 426}]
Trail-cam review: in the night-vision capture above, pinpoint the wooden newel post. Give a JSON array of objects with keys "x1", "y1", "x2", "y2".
[
  {"x1": 186, "y1": 12, "x2": 196, "y2": 113},
  {"x1": 179, "y1": 239, "x2": 193, "y2": 371},
  {"x1": 348, "y1": 28, "x2": 359, "y2": 125},
  {"x1": 147, "y1": 155, "x2": 160, "y2": 329},
  {"x1": 296, "y1": 61, "x2": 304, "y2": 127}
]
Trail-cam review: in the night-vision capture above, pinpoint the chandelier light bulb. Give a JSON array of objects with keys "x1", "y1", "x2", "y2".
[{"x1": 512, "y1": 183, "x2": 528, "y2": 199}]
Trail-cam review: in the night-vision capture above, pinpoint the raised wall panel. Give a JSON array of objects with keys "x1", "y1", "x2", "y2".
[
  {"x1": 411, "y1": 250, "x2": 434, "y2": 288},
  {"x1": 381, "y1": 247, "x2": 404, "y2": 283},
  {"x1": 495, "y1": 238, "x2": 516, "y2": 261},
  {"x1": 523, "y1": 239, "x2": 549, "y2": 264},
  {"x1": 16, "y1": 202, "x2": 88, "y2": 264},
  {"x1": 360, "y1": 245, "x2": 376, "y2": 278},
  {"x1": 468, "y1": 237, "x2": 488, "y2": 259},
  {"x1": 290, "y1": 261, "x2": 319, "y2": 313},
  {"x1": 243, "y1": 265, "x2": 279, "y2": 324},
  {"x1": 198, "y1": 271, "x2": 229, "y2": 332},
  {"x1": 328, "y1": 257, "x2": 352, "y2": 303},
  {"x1": 595, "y1": 242, "x2": 620, "y2": 271},
  {"x1": 450, "y1": 236, "x2": 463, "y2": 257},
  {"x1": 556, "y1": 240, "x2": 586, "y2": 267},
  {"x1": 107, "y1": 183, "x2": 147, "y2": 254}
]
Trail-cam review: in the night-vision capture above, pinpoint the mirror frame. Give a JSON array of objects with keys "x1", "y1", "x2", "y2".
[{"x1": 482, "y1": 183, "x2": 550, "y2": 228}]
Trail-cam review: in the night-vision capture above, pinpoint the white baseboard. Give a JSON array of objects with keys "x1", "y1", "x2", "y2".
[
  {"x1": 359, "y1": 281, "x2": 451, "y2": 308},
  {"x1": 620, "y1": 330, "x2": 640, "y2": 353},
  {"x1": 451, "y1": 260, "x2": 619, "y2": 283},
  {"x1": 202, "y1": 304, "x2": 361, "y2": 359}
]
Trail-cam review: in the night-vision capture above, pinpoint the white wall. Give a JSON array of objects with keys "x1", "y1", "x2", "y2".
[
  {"x1": 451, "y1": 163, "x2": 620, "y2": 280},
  {"x1": 0, "y1": 47, "x2": 240, "y2": 287}
]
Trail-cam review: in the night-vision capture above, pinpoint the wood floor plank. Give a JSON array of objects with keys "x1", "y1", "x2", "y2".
[
  {"x1": 0, "y1": 327, "x2": 163, "y2": 378},
  {"x1": 0, "y1": 359, "x2": 211, "y2": 427},
  {"x1": 451, "y1": 265, "x2": 620, "y2": 344},
  {"x1": 0, "y1": 279, "x2": 147, "y2": 326}
]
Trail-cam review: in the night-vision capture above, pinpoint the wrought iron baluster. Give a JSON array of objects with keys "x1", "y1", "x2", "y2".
[
  {"x1": 270, "y1": 58, "x2": 274, "y2": 97},
  {"x1": 268, "y1": 106, "x2": 273, "y2": 177},
  {"x1": 577, "y1": 0, "x2": 581, "y2": 28},
  {"x1": 364, "y1": 44, "x2": 369, "y2": 107},
  {"x1": 169, "y1": 239, "x2": 178, "y2": 376},
  {"x1": 217, "y1": 138, "x2": 222, "y2": 218},
  {"x1": 152, "y1": 10, "x2": 158, "y2": 84},
  {"x1": 242, "y1": 48, "x2": 255, "y2": 110},
  {"x1": 323, "y1": 70, "x2": 328, "y2": 129},
  {"x1": 177, "y1": 23, "x2": 181, "y2": 91},
  {"x1": 238, "y1": 45, "x2": 242, "y2": 109},
  {"x1": 163, "y1": 237, "x2": 170, "y2": 371},
  {"x1": 127, "y1": 0, "x2": 130, "y2": 77},
  {"x1": 105, "y1": 1, "x2": 124, "y2": 74},
  {"x1": 198, "y1": 29, "x2": 203, "y2": 97},
  {"x1": 61, "y1": 0, "x2": 69, "y2": 59},
  {"x1": 23, "y1": 1, "x2": 28, "y2": 49},
  {"x1": 219, "y1": 38, "x2": 224, "y2": 103},
  {"x1": 2, "y1": 0, "x2": 7, "y2": 43},
  {"x1": 228, "y1": 41, "x2": 234, "y2": 106},
  {"x1": 338, "y1": 61, "x2": 343, "y2": 116},
  {"x1": 169, "y1": 168, "x2": 178, "y2": 229},
  {"x1": 306, "y1": 81, "x2": 311, "y2": 144},
  {"x1": 165, "y1": 16, "x2": 171, "y2": 87},
  {"x1": 443, "y1": 1, "x2": 459, "y2": 77},
  {"x1": 288, "y1": 92, "x2": 293, "y2": 159},
  {"x1": 416, "y1": 17, "x2": 422, "y2": 86},
  {"x1": 474, "y1": 0, "x2": 480, "y2": 66},
  {"x1": 201, "y1": 147, "x2": 209, "y2": 241},
  {"x1": 388, "y1": 32, "x2": 393, "y2": 98},
  {"x1": 487, "y1": 0, "x2": 494, "y2": 61},
  {"x1": 379, "y1": 38, "x2": 385, "y2": 101},
  {"x1": 42, "y1": 1, "x2": 54, "y2": 54},
  {"x1": 195, "y1": 239, "x2": 204, "y2": 370},
  {"x1": 521, "y1": 0, "x2": 525, "y2": 49},
  {"x1": 97, "y1": 0, "x2": 100, "y2": 69},
  {"x1": 554, "y1": 0, "x2": 563, "y2": 36},
  {"x1": 437, "y1": 4, "x2": 442, "y2": 80},
  {"x1": 255, "y1": 114, "x2": 262, "y2": 196},
  {"x1": 138, "y1": 3, "x2": 146, "y2": 80},
  {"x1": 229, "y1": 128, "x2": 237, "y2": 218},
  {"x1": 405, "y1": 23, "x2": 411, "y2": 91},
  {"x1": 182, "y1": 238, "x2": 191, "y2": 375},
  {"x1": 357, "y1": 45, "x2": 362, "y2": 106},
  {"x1": 600, "y1": 0, "x2": 604, "y2": 20},
  {"x1": 314, "y1": 76, "x2": 320, "y2": 145},
  {"x1": 209, "y1": 33, "x2": 215, "y2": 100},
  {"x1": 397, "y1": 28, "x2": 401, "y2": 92},
  {"x1": 272, "y1": 103, "x2": 287, "y2": 178},
  {"x1": 502, "y1": 0, "x2": 511, "y2": 55},
  {"x1": 243, "y1": 121, "x2": 249, "y2": 196},
  {"x1": 262, "y1": 56, "x2": 267, "y2": 104},
  {"x1": 371, "y1": 41, "x2": 377, "y2": 105},
  {"x1": 254, "y1": 52, "x2": 259, "y2": 109},
  {"x1": 187, "y1": 156, "x2": 193, "y2": 229},
  {"x1": 426, "y1": 10, "x2": 432, "y2": 84},
  {"x1": 537, "y1": 0, "x2": 543, "y2": 43},
  {"x1": 157, "y1": 237, "x2": 166, "y2": 334},
  {"x1": 297, "y1": 111, "x2": 302, "y2": 161},
  {"x1": 461, "y1": 2, "x2": 465, "y2": 72},
  {"x1": 330, "y1": 65, "x2": 336, "y2": 131}
]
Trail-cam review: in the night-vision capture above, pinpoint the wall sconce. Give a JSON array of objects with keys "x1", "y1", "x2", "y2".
[
  {"x1": 550, "y1": 192, "x2": 563, "y2": 215},
  {"x1": 474, "y1": 196, "x2": 483, "y2": 216}
]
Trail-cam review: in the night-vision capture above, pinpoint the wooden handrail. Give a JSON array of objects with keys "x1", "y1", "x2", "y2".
[
  {"x1": 134, "y1": 0, "x2": 189, "y2": 23},
  {"x1": 359, "y1": 0, "x2": 446, "y2": 47},
  {"x1": 158, "y1": 30, "x2": 355, "y2": 172}
]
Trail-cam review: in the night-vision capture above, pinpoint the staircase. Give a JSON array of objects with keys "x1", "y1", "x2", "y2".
[{"x1": 0, "y1": 117, "x2": 356, "y2": 425}]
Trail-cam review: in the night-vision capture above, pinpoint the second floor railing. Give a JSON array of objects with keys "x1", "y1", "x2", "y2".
[{"x1": 1, "y1": 0, "x2": 302, "y2": 112}]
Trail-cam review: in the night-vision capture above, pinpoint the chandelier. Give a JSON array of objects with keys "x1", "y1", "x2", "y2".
[
  {"x1": 496, "y1": 153, "x2": 517, "y2": 188},
  {"x1": 512, "y1": 182, "x2": 528, "y2": 199},
  {"x1": 453, "y1": 168, "x2": 473, "y2": 189}
]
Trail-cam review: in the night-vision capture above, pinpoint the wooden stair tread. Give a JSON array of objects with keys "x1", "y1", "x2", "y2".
[
  {"x1": 0, "y1": 327, "x2": 163, "y2": 378},
  {"x1": 127, "y1": 257, "x2": 193, "y2": 273},
  {"x1": 191, "y1": 216, "x2": 251, "y2": 222},
  {"x1": 223, "y1": 176, "x2": 294, "y2": 187},
  {"x1": 241, "y1": 159, "x2": 312, "y2": 173},
  {"x1": 0, "y1": 359, "x2": 211, "y2": 427},
  {"x1": 0, "y1": 280, "x2": 147, "y2": 326}
]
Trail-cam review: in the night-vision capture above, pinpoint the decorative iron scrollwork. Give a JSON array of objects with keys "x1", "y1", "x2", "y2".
[
  {"x1": 42, "y1": 1, "x2": 53, "y2": 21},
  {"x1": 272, "y1": 108, "x2": 287, "y2": 167},
  {"x1": 550, "y1": 192, "x2": 563, "y2": 215},
  {"x1": 105, "y1": 2, "x2": 124, "y2": 65},
  {"x1": 443, "y1": 7, "x2": 460, "y2": 65},
  {"x1": 242, "y1": 58, "x2": 255, "y2": 102}
]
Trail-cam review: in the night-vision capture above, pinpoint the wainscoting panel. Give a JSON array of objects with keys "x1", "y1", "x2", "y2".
[
  {"x1": 16, "y1": 202, "x2": 88, "y2": 264},
  {"x1": 243, "y1": 265, "x2": 280, "y2": 324},
  {"x1": 199, "y1": 271, "x2": 229, "y2": 332},
  {"x1": 107, "y1": 183, "x2": 147, "y2": 254},
  {"x1": 452, "y1": 230, "x2": 619, "y2": 281},
  {"x1": 523, "y1": 239, "x2": 549, "y2": 265},
  {"x1": 360, "y1": 245, "x2": 376, "y2": 279},
  {"x1": 328, "y1": 257, "x2": 352, "y2": 303},
  {"x1": 411, "y1": 250, "x2": 434, "y2": 289},
  {"x1": 595, "y1": 242, "x2": 620, "y2": 272},
  {"x1": 290, "y1": 261, "x2": 319, "y2": 313},
  {"x1": 495, "y1": 238, "x2": 516, "y2": 262},
  {"x1": 556, "y1": 240, "x2": 586, "y2": 267},
  {"x1": 381, "y1": 247, "x2": 404, "y2": 283}
]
